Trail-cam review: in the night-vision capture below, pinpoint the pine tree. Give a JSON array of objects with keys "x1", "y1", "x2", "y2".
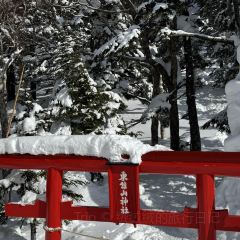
[{"x1": 51, "y1": 55, "x2": 125, "y2": 135}]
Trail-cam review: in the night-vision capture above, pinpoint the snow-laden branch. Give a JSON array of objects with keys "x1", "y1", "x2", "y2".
[
  {"x1": 161, "y1": 28, "x2": 234, "y2": 44},
  {"x1": 94, "y1": 26, "x2": 141, "y2": 57},
  {"x1": 124, "y1": 91, "x2": 150, "y2": 104},
  {"x1": 53, "y1": 2, "x2": 130, "y2": 14}
]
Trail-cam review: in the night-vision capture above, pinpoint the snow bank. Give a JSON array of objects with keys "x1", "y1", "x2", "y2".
[
  {"x1": 225, "y1": 134, "x2": 240, "y2": 151},
  {"x1": 224, "y1": 72, "x2": 240, "y2": 151},
  {"x1": 225, "y1": 73, "x2": 240, "y2": 137},
  {"x1": 224, "y1": 38, "x2": 240, "y2": 151},
  {"x1": 141, "y1": 94, "x2": 170, "y2": 123},
  {"x1": 217, "y1": 37, "x2": 240, "y2": 238},
  {"x1": 0, "y1": 135, "x2": 169, "y2": 164}
]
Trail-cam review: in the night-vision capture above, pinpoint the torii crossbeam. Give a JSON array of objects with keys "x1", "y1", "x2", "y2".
[{"x1": 2, "y1": 152, "x2": 240, "y2": 240}]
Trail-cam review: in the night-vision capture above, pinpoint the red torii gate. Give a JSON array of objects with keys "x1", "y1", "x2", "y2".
[{"x1": 2, "y1": 151, "x2": 240, "y2": 240}]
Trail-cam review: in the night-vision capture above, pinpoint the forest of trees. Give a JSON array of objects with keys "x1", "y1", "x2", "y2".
[{"x1": 0, "y1": 0, "x2": 240, "y2": 239}]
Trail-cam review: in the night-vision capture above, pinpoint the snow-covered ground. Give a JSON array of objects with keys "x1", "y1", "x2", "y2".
[
  {"x1": 0, "y1": 86, "x2": 235, "y2": 240},
  {"x1": 122, "y1": 86, "x2": 227, "y2": 151}
]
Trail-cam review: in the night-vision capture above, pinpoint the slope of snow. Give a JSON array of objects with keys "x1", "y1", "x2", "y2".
[{"x1": 0, "y1": 135, "x2": 169, "y2": 164}]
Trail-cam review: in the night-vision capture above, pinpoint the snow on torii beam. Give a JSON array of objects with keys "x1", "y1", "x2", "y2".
[{"x1": 2, "y1": 151, "x2": 240, "y2": 240}]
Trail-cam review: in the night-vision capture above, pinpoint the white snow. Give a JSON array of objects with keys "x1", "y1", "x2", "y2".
[
  {"x1": 32, "y1": 103, "x2": 43, "y2": 113},
  {"x1": 22, "y1": 116, "x2": 36, "y2": 133},
  {"x1": 20, "y1": 103, "x2": 43, "y2": 133},
  {"x1": 137, "y1": 1, "x2": 168, "y2": 13},
  {"x1": 94, "y1": 25, "x2": 140, "y2": 57},
  {"x1": 237, "y1": 44, "x2": 240, "y2": 64},
  {"x1": 223, "y1": 37, "x2": 240, "y2": 151},
  {"x1": 141, "y1": 94, "x2": 170, "y2": 122},
  {"x1": 216, "y1": 37, "x2": 240, "y2": 240},
  {"x1": 153, "y1": 3, "x2": 168, "y2": 13},
  {"x1": 0, "y1": 179, "x2": 11, "y2": 188},
  {"x1": 56, "y1": 15, "x2": 64, "y2": 25},
  {"x1": 55, "y1": 87, "x2": 73, "y2": 107},
  {"x1": 161, "y1": 27, "x2": 231, "y2": 43},
  {"x1": 225, "y1": 135, "x2": 240, "y2": 151},
  {"x1": 230, "y1": 34, "x2": 240, "y2": 69},
  {"x1": 50, "y1": 121, "x2": 72, "y2": 135},
  {"x1": 225, "y1": 73, "x2": 240, "y2": 153},
  {"x1": 225, "y1": 74, "x2": 240, "y2": 144},
  {"x1": 177, "y1": 15, "x2": 194, "y2": 33},
  {"x1": 0, "y1": 135, "x2": 169, "y2": 164}
]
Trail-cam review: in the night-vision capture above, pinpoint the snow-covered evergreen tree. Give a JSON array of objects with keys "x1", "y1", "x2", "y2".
[{"x1": 51, "y1": 58, "x2": 125, "y2": 135}]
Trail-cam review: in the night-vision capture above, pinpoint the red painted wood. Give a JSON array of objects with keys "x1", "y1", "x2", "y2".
[
  {"x1": 5, "y1": 200, "x2": 46, "y2": 218},
  {"x1": 197, "y1": 174, "x2": 216, "y2": 240},
  {"x1": 140, "y1": 208, "x2": 198, "y2": 228},
  {"x1": 140, "y1": 161, "x2": 240, "y2": 176},
  {"x1": 0, "y1": 154, "x2": 108, "y2": 171},
  {"x1": 216, "y1": 214, "x2": 240, "y2": 231},
  {"x1": 7, "y1": 201, "x2": 240, "y2": 232},
  {"x1": 1, "y1": 152, "x2": 240, "y2": 175},
  {"x1": 142, "y1": 151, "x2": 240, "y2": 163},
  {"x1": 3, "y1": 151, "x2": 240, "y2": 240},
  {"x1": 6, "y1": 201, "x2": 111, "y2": 221},
  {"x1": 61, "y1": 205, "x2": 110, "y2": 221},
  {"x1": 45, "y1": 168, "x2": 62, "y2": 240},
  {"x1": 108, "y1": 165, "x2": 140, "y2": 223}
]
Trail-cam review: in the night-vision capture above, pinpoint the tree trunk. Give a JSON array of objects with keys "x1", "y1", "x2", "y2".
[
  {"x1": 0, "y1": 93, "x2": 8, "y2": 138},
  {"x1": 30, "y1": 221, "x2": 37, "y2": 240},
  {"x1": 169, "y1": 20, "x2": 180, "y2": 151},
  {"x1": 184, "y1": 37, "x2": 201, "y2": 151},
  {"x1": 140, "y1": 30, "x2": 161, "y2": 146},
  {"x1": 233, "y1": 0, "x2": 240, "y2": 36},
  {"x1": 6, "y1": 65, "x2": 16, "y2": 102},
  {"x1": 151, "y1": 67, "x2": 161, "y2": 145},
  {"x1": 0, "y1": 93, "x2": 11, "y2": 195},
  {"x1": 159, "y1": 74, "x2": 165, "y2": 140},
  {"x1": 160, "y1": 125, "x2": 165, "y2": 139},
  {"x1": 31, "y1": 81, "x2": 37, "y2": 100},
  {"x1": 1, "y1": 67, "x2": 14, "y2": 180},
  {"x1": 151, "y1": 115, "x2": 159, "y2": 145}
]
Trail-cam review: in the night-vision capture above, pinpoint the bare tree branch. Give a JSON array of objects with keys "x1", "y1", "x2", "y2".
[
  {"x1": 6, "y1": 65, "x2": 25, "y2": 137},
  {"x1": 124, "y1": 91, "x2": 150, "y2": 104},
  {"x1": 161, "y1": 28, "x2": 234, "y2": 44}
]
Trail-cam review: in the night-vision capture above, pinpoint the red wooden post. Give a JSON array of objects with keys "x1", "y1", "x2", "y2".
[
  {"x1": 45, "y1": 168, "x2": 63, "y2": 240},
  {"x1": 197, "y1": 174, "x2": 216, "y2": 240}
]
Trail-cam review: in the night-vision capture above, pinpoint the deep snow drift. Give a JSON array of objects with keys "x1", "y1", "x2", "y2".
[
  {"x1": 0, "y1": 135, "x2": 169, "y2": 164},
  {"x1": 225, "y1": 72, "x2": 240, "y2": 151}
]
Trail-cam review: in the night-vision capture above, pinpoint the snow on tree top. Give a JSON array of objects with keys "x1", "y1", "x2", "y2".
[{"x1": 0, "y1": 135, "x2": 170, "y2": 164}]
